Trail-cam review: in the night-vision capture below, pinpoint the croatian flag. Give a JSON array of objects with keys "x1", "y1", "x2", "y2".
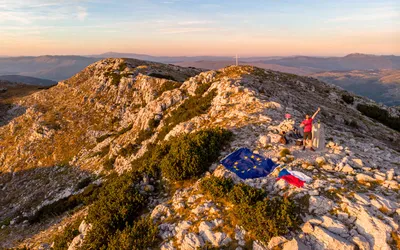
[{"x1": 277, "y1": 169, "x2": 312, "y2": 188}]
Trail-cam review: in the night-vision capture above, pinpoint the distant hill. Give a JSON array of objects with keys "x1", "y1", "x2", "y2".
[
  {"x1": 0, "y1": 75, "x2": 57, "y2": 86},
  {"x1": 174, "y1": 60, "x2": 312, "y2": 75},
  {"x1": 259, "y1": 53, "x2": 400, "y2": 71},
  {"x1": 312, "y1": 69, "x2": 400, "y2": 106},
  {"x1": 0, "y1": 56, "x2": 99, "y2": 81}
]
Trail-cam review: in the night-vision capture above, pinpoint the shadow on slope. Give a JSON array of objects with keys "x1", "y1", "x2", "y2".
[{"x1": 0, "y1": 165, "x2": 94, "y2": 248}]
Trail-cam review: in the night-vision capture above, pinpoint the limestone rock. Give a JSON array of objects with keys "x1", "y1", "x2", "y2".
[
  {"x1": 355, "y1": 173, "x2": 375, "y2": 183},
  {"x1": 282, "y1": 238, "x2": 310, "y2": 250},
  {"x1": 181, "y1": 233, "x2": 204, "y2": 250},
  {"x1": 268, "y1": 236, "x2": 288, "y2": 249}
]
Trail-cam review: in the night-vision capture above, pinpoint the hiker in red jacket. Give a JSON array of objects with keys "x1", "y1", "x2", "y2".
[{"x1": 300, "y1": 107, "x2": 321, "y2": 151}]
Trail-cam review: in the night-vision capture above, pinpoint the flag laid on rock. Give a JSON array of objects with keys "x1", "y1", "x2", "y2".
[
  {"x1": 220, "y1": 147, "x2": 277, "y2": 179},
  {"x1": 277, "y1": 169, "x2": 312, "y2": 187}
]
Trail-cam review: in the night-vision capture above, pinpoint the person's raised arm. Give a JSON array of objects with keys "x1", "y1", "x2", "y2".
[{"x1": 312, "y1": 107, "x2": 321, "y2": 119}]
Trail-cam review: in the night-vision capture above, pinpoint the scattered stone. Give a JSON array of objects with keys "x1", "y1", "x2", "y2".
[
  {"x1": 268, "y1": 236, "x2": 288, "y2": 249},
  {"x1": 355, "y1": 173, "x2": 375, "y2": 183},
  {"x1": 181, "y1": 233, "x2": 204, "y2": 250},
  {"x1": 282, "y1": 238, "x2": 310, "y2": 250}
]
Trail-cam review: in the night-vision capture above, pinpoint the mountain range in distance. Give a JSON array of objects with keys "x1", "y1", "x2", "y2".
[
  {"x1": 1, "y1": 52, "x2": 399, "y2": 106},
  {"x1": 0, "y1": 75, "x2": 57, "y2": 86}
]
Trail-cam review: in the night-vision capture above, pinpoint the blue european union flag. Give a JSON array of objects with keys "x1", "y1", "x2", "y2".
[{"x1": 220, "y1": 148, "x2": 277, "y2": 179}]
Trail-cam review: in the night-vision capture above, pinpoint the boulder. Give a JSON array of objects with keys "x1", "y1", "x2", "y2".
[
  {"x1": 315, "y1": 156, "x2": 326, "y2": 165},
  {"x1": 282, "y1": 238, "x2": 310, "y2": 250},
  {"x1": 355, "y1": 173, "x2": 375, "y2": 183},
  {"x1": 309, "y1": 196, "x2": 335, "y2": 215},
  {"x1": 268, "y1": 236, "x2": 288, "y2": 249},
  {"x1": 151, "y1": 204, "x2": 172, "y2": 220},
  {"x1": 258, "y1": 135, "x2": 270, "y2": 147},
  {"x1": 351, "y1": 235, "x2": 371, "y2": 250},
  {"x1": 302, "y1": 223, "x2": 355, "y2": 250},
  {"x1": 181, "y1": 233, "x2": 204, "y2": 250},
  {"x1": 345, "y1": 203, "x2": 393, "y2": 250},
  {"x1": 198, "y1": 221, "x2": 232, "y2": 247},
  {"x1": 352, "y1": 158, "x2": 363, "y2": 168}
]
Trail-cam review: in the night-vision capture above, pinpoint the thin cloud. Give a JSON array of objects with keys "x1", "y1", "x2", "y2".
[{"x1": 77, "y1": 6, "x2": 88, "y2": 21}]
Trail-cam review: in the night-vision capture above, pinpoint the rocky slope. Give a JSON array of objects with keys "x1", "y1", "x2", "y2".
[{"x1": 0, "y1": 58, "x2": 399, "y2": 249}]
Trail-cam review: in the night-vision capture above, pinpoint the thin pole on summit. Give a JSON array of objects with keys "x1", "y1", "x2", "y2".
[{"x1": 235, "y1": 54, "x2": 239, "y2": 66}]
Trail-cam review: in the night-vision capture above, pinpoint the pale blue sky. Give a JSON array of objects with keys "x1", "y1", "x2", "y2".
[{"x1": 0, "y1": 0, "x2": 399, "y2": 56}]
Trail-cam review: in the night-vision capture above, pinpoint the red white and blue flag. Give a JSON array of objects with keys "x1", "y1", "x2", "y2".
[{"x1": 277, "y1": 169, "x2": 312, "y2": 188}]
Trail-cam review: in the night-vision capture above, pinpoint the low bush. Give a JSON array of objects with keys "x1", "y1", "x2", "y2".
[
  {"x1": 75, "y1": 176, "x2": 92, "y2": 191},
  {"x1": 52, "y1": 218, "x2": 82, "y2": 250},
  {"x1": 199, "y1": 176, "x2": 234, "y2": 199},
  {"x1": 357, "y1": 104, "x2": 400, "y2": 132},
  {"x1": 157, "y1": 88, "x2": 217, "y2": 140},
  {"x1": 228, "y1": 183, "x2": 266, "y2": 205},
  {"x1": 157, "y1": 81, "x2": 181, "y2": 96},
  {"x1": 342, "y1": 94, "x2": 354, "y2": 104},
  {"x1": 81, "y1": 174, "x2": 146, "y2": 250},
  {"x1": 104, "y1": 72, "x2": 123, "y2": 86},
  {"x1": 279, "y1": 148, "x2": 291, "y2": 158},
  {"x1": 103, "y1": 157, "x2": 116, "y2": 170},
  {"x1": 160, "y1": 128, "x2": 232, "y2": 181},
  {"x1": 234, "y1": 197, "x2": 302, "y2": 243},
  {"x1": 148, "y1": 73, "x2": 177, "y2": 81},
  {"x1": 107, "y1": 216, "x2": 158, "y2": 250}
]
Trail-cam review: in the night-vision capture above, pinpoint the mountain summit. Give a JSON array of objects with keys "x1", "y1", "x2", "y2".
[{"x1": 0, "y1": 58, "x2": 399, "y2": 249}]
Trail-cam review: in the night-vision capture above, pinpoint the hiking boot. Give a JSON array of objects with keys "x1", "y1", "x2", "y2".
[
  {"x1": 310, "y1": 147, "x2": 315, "y2": 152},
  {"x1": 302, "y1": 146, "x2": 306, "y2": 151}
]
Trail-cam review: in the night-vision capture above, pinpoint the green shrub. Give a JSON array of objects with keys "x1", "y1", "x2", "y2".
[
  {"x1": 279, "y1": 148, "x2": 291, "y2": 158},
  {"x1": 157, "y1": 81, "x2": 181, "y2": 96},
  {"x1": 234, "y1": 197, "x2": 302, "y2": 243},
  {"x1": 228, "y1": 183, "x2": 266, "y2": 205},
  {"x1": 103, "y1": 157, "x2": 116, "y2": 170},
  {"x1": 342, "y1": 94, "x2": 354, "y2": 104},
  {"x1": 75, "y1": 176, "x2": 92, "y2": 191},
  {"x1": 157, "y1": 88, "x2": 217, "y2": 140},
  {"x1": 357, "y1": 104, "x2": 400, "y2": 132},
  {"x1": 105, "y1": 72, "x2": 122, "y2": 86},
  {"x1": 199, "y1": 176, "x2": 234, "y2": 199},
  {"x1": 52, "y1": 218, "x2": 82, "y2": 250},
  {"x1": 107, "y1": 216, "x2": 158, "y2": 250},
  {"x1": 148, "y1": 73, "x2": 177, "y2": 81},
  {"x1": 118, "y1": 62, "x2": 127, "y2": 72},
  {"x1": 160, "y1": 128, "x2": 232, "y2": 181},
  {"x1": 82, "y1": 174, "x2": 146, "y2": 250},
  {"x1": 119, "y1": 143, "x2": 140, "y2": 157}
]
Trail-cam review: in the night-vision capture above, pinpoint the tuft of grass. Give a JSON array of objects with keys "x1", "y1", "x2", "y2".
[
  {"x1": 391, "y1": 231, "x2": 400, "y2": 250},
  {"x1": 279, "y1": 148, "x2": 291, "y2": 158},
  {"x1": 107, "y1": 216, "x2": 159, "y2": 250},
  {"x1": 157, "y1": 85, "x2": 216, "y2": 140},
  {"x1": 52, "y1": 216, "x2": 83, "y2": 250}
]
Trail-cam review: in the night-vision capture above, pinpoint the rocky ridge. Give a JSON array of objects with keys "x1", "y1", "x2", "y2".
[{"x1": 0, "y1": 58, "x2": 399, "y2": 249}]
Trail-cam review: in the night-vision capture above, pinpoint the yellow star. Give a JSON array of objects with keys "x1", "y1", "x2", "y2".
[
  {"x1": 253, "y1": 166, "x2": 257, "y2": 169},
  {"x1": 251, "y1": 155, "x2": 255, "y2": 158}
]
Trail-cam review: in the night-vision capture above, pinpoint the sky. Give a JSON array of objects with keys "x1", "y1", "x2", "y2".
[{"x1": 0, "y1": 0, "x2": 399, "y2": 57}]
